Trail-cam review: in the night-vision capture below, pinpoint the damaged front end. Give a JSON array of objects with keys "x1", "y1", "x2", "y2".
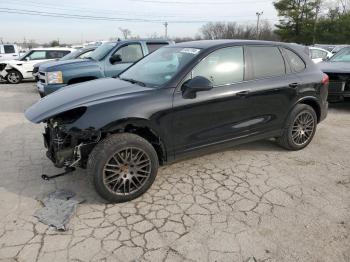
[
  {"x1": 0, "y1": 63, "x2": 8, "y2": 79},
  {"x1": 43, "y1": 107, "x2": 100, "y2": 168}
]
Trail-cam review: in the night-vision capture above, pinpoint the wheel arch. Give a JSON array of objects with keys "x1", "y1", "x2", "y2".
[
  {"x1": 102, "y1": 118, "x2": 168, "y2": 165},
  {"x1": 297, "y1": 97, "x2": 321, "y2": 123},
  {"x1": 5, "y1": 64, "x2": 24, "y2": 76}
]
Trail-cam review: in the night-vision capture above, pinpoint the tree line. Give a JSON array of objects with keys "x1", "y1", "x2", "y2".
[
  {"x1": 13, "y1": 0, "x2": 350, "y2": 46},
  {"x1": 274, "y1": 0, "x2": 350, "y2": 44}
]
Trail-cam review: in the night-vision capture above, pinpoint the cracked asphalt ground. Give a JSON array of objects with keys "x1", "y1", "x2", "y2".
[{"x1": 0, "y1": 82, "x2": 349, "y2": 262}]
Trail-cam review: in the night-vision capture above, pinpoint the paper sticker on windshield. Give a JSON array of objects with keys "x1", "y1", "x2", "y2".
[{"x1": 180, "y1": 48, "x2": 200, "y2": 55}]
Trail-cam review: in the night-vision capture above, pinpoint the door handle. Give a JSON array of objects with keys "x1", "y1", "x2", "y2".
[
  {"x1": 289, "y1": 82, "x2": 299, "y2": 88},
  {"x1": 236, "y1": 90, "x2": 249, "y2": 97}
]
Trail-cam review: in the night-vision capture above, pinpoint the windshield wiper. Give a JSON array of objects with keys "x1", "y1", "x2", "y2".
[{"x1": 120, "y1": 77, "x2": 146, "y2": 87}]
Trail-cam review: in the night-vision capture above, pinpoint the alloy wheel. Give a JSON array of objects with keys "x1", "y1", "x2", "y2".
[
  {"x1": 7, "y1": 72, "x2": 20, "y2": 83},
  {"x1": 103, "y1": 147, "x2": 152, "y2": 195},
  {"x1": 291, "y1": 111, "x2": 315, "y2": 146}
]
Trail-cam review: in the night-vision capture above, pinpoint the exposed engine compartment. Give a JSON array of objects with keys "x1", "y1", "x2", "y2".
[{"x1": 43, "y1": 117, "x2": 100, "y2": 168}]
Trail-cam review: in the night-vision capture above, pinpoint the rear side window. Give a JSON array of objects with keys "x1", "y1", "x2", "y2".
[
  {"x1": 310, "y1": 49, "x2": 327, "y2": 59},
  {"x1": 4, "y1": 45, "x2": 15, "y2": 54},
  {"x1": 146, "y1": 42, "x2": 169, "y2": 53},
  {"x1": 192, "y1": 46, "x2": 244, "y2": 86},
  {"x1": 246, "y1": 46, "x2": 285, "y2": 79},
  {"x1": 283, "y1": 48, "x2": 306, "y2": 72},
  {"x1": 46, "y1": 51, "x2": 70, "y2": 59}
]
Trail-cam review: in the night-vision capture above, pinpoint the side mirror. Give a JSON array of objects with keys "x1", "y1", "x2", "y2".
[
  {"x1": 110, "y1": 54, "x2": 122, "y2": 64},
  {"x1": 25, "y1": 57, "x2": 30, "y2": 61},
  {"x1": 181, "y1": 76, "x2": 213, "y2": 99}
]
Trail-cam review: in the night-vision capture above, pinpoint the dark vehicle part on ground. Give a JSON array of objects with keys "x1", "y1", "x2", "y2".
[
  {"x1": 32, "y1": 46, "x2": 98, "y2": 81},
  {"x1": 319, "y1": 47, "x2": 350, "y2": 102},
  {"x1": 34, "y1": 189, "x2": 84, "y2": 231},
  {"x1": 25, "y1": 40, "x2": 328, "y2": 203},
  {"x1": 36, "y1": 39, "x2": 173, "y2": 96}
]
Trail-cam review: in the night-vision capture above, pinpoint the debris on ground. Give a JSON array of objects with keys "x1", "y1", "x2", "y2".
[{"x1": 34, "y1": 189, "x2": 84, "y2": 231}]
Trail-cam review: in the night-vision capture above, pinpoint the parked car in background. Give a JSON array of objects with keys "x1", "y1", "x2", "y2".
[
  {"x1": 37, "y1": 39, "x2": 174, "y2": 96},
  {"x1": 313, "y1": 44, "x2": 335, "y2": 53},
  {"x1": 309, "y1": 46, "x2": 333, "y2": 63},
  {"x1": 25, "y1": 40, "x2": 328, "y2": 202},
  {"x1": 318, "y1": 47, "x2": 350, "y2": 102},
  {"x1": 0, "y1": 44, "x2": 20, "y2": 61},
  {"x1": 0, "y1": 47, "x2": 75, "y2": 84},
  {"x1": 33, "y1": 46, "x2": 98, "y2": 81}
]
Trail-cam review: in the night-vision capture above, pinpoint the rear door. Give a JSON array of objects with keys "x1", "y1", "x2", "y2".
[
  {"x1": 242, "y1": 45, "x2": 299, "y2": 133},
  {"x1": 104, "y1": 42, "x2": 144, "y2": 77}
]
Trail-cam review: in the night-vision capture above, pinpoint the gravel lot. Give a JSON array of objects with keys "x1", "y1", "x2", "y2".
[{"x1": 0, "y1": 82, "x2": 349, "y2": 262}]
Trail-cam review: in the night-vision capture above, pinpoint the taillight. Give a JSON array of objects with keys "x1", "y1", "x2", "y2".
[{"x1": 322, "y1": 73, "x2": 329, "y2": 85}]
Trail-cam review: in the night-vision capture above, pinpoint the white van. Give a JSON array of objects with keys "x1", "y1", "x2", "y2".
[{"x1": 0, "y1": 44, "x2": 20, "y2": 61}]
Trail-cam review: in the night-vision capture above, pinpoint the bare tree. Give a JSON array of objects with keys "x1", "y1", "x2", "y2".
[
  {"x1": 200, "y1": 21, "x2": 278, "y2": 41},
  {"x1": 119, "y1": 28, "x2": 131, "y2": 39}
]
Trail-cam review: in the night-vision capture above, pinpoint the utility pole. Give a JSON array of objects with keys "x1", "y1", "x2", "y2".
[
  {"x1": 256, "y1": 11, "x2": 263, "y2": 39},
  {"x1": 164, "y1": 22, "x2": 168, "y2": 39}
]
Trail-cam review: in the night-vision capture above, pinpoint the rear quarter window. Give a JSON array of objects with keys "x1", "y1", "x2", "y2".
[
  {"x1": 146, "y1": 43, "x2": 169, "y2": 53},
  {"x1": 283, "y1": 48, "x2": 306, "y2": 73},
  {"x1": 246, "y1": 46, "x2": 285, "y2": 79}
]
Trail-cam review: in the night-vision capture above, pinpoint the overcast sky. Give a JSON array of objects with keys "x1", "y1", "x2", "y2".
[{"x1": 0, "y1": 0, "x2": 278, "y2": 44}]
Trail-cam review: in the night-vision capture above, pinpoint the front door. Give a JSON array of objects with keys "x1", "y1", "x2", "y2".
[
  {"x1": 171, "y1": 46, "x2": 250, "y2": 156},
  {"x1": 104, "y1": 43, "x2": 144, "y2": 78}
]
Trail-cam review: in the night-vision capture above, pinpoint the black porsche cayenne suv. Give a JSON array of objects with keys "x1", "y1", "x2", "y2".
[{"x1": 25, "y1": 40, "x2": 328, "y2": 202}]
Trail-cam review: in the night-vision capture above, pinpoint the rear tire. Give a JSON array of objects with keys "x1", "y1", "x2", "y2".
[
  {"x1": 6, "y1": 70, "x2": 23, "y2": 84},
  {"x1": 277, "y1": 104, "x2": 317, "y2": 150},
  {"x1": 87, "y1": 133, "x2": 159, "y2": 203}
]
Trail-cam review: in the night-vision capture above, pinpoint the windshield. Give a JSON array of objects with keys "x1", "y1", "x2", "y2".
[
  {"x1": 89, "y1": 42, "x2": 116, "y2": 60},
  {"x1": 119, "y1": 47, "x2": 202, "y2": 88},
  {"x1": 329, "y1": 47, "x2": 350, "y2": 62},
  {"x1": 18, "y1": 50, "x2": 30, "y2": 60}
]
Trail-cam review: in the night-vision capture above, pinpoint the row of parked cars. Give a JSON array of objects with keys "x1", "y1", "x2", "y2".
[{"x1": 22, "y1": 39, "x2": 332, "y2": 202}]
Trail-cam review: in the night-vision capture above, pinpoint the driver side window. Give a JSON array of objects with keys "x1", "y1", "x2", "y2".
[
  {"x1": 192, "y1": 46, "x2": 244, "y2": 87},
  {"x1": 113, "y1": 44, "x2": 143, "y2": 63}
]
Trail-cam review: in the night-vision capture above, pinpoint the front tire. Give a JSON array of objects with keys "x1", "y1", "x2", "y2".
[
  {"x1": 277, "y1": 104, "x2": 317, "y2": 150},
  {"x1": 87, "y1": 133, "x2": 159, "y2": 203},
  {"x1": 6, "y1": 70, "x2": 23, "y2": 84}
]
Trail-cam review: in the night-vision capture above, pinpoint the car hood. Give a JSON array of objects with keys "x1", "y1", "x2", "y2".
[
  {"x1": 25, "y1": 78, "x2": 152, "y2": 123},
  {"x1": 318, "y1": 61, "x2": 350, "y2": 73},
  {"x1": 40, "y1": 58, "x2": 97, "y2": 71},
  {"x1": 33, "y1": 60, "x2": 58, "y2": 68}
]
